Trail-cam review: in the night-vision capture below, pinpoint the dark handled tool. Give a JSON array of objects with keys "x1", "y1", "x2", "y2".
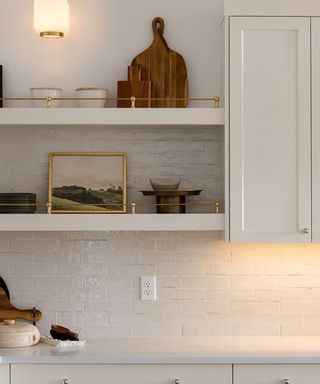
[{"x1": 0, "y1": 276, "x2": 10, "y2": 300}]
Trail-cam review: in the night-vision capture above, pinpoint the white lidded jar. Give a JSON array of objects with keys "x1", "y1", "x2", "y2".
[
  {"x1": 76, "y1": 87, "x2": 108, "y2": 108},
  {"x1": 0, "y1": 320, "x2": 40, "y2": 348}
]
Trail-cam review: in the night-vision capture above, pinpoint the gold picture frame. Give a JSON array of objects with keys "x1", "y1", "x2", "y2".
[{"x1": 48, "y1": 152, "x2": 127, "y2": 214}]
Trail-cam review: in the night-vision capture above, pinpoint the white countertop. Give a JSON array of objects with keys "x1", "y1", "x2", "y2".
[{"x1": 2, "y1": 337, "x2": 320, "y2": 364}]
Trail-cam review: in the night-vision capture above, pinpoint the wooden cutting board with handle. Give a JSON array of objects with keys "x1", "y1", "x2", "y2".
[
  {"x1": 131, "y1": 17, "x2": 188, "y2": 108},
  {"x1": 0, "y1": 287, "x2": 42, "y2": 324}
]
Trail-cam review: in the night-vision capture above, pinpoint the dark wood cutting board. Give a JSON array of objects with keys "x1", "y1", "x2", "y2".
[
  {"x1": 131, "y1": 17, "x2": 188, "y2": 108},
  {"x1": 117, "y1": 65, "x2": 152, "y2": 108}
]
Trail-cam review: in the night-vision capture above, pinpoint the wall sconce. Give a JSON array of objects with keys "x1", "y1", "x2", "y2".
[{"x1": 34, "y1": 0, "x2": 70, "y2": 39}]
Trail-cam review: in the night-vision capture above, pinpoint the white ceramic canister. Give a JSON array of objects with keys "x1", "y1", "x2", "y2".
[
  {"x1": 30, "y1": 88, "x2": 63, "y2": 108},
  {"x1": 76, "y1": 87, "x2": 108, "y2": 108},
  {"x1": 0, "y1": 319, "x2": 40, "y2": 348}
]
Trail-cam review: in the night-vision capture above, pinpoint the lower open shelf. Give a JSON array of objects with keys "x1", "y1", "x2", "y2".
[{"x1": 0, "y1": 213, "x2": 225, "y2": 232}]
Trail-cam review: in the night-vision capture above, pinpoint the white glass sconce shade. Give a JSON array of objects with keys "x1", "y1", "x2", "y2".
[{"x1": 34, "y1": 0, "x2": 70, "y2": 38}]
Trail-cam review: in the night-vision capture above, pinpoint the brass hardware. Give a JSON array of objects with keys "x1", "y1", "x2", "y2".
[
  {"x1": 213, "y1": 96, "x2": 220, "y2": 108},
  {"x1": 0, "y1": 96, "x2": 222, "y2": 108},
  {"x1": 303, "y1": 228, "x2": 310, "y2": 234},
  {"x1": 46, "y1": 202, "x2": 52, "y2": 215},
  {"x1": 131, "y1": 202, "x2": 137, "y2": 214},
  {"x1": 46, "y1": 97, "x2": 52, "y2": 108},
  {"x1": 213, "y1": 201, "x2": 221, "y2": 214},
  {"x1": 61, "y1": 379, "x2": 70, "y2": 384},
  {"x1": 283, "y1": 380, "x2": 290, "y2": 384},
  {"x1": 40, "y1": 31, "x2": 64, "y2": 39}
]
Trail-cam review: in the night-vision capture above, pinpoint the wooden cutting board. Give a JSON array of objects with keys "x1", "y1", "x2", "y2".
[
  {"x1": 117, "y1": 65, "x2": 152, "y2": 108},
  {"x1": 131, "y1": 17, "x2": 188, "y2": 108}
]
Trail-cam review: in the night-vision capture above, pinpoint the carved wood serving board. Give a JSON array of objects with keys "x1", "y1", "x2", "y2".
[{"x1": 131, "y1": 17, "x2": 188, "y2": 108}]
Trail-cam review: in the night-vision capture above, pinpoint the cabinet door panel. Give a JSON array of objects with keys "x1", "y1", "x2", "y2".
[
  {"x1": 312, "y1": 18, "x2": 320, "y2": 242},
  {"x1": 0, "y1": 365, "x2": 9, "y2": 384},
  {"x1": 230, "y1": 17, "x2": 311, "y2": 243},
  {"x1": 234, "y1": 364, "x2": 320, "y2": 384},
  {"x1": 11, "y1": 364, "x2": 232, "y2": 384}
]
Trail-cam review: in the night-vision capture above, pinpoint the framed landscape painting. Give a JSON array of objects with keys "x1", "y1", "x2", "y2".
[{"x1": 48, "y1": 152, "x2": 127, "y2": 213}]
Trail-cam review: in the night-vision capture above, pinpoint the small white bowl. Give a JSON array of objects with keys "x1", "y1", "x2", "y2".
[
  {"x1": 76, "y1": 88, "x2": 108, "y2": 108},
  {"x1": 30, "y1": 88, "x2": 62, "y2": 108}
]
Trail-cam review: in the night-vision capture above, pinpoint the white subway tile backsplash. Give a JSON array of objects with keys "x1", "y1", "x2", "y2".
[
  {"x1": 158, "y1": 288, "x2": 206, "y2": 300},
  {"x1": 182, "y1": 276, "x2": 231, "y2": 288},
  {"x1": 156, "y1": 313, "x2": 205, "y2": 325},
  {"x1": 232, "y1": 301, "x2": 279, "y2": 314},
  {"x1": 183, "y1": 325, "x2": 230, "y2": 336},
  {"x1": 231, "y1": 325, "x2": 280, "y2": 336},
  {"x1": 133, "y1": 300, "x2": 181, "y2": 314},
  {"x1": 182, "y1": 300, "x2": 231, "y2": 314},
  {"x1": 9, "y1": 239, "x2": 58, "y2": 252},
  {"x1": 84, "y1": 276, "x2": 131, "y2": 289},
  {"x1": 35, "y1": 277, "x2": 82, "y2": 289},
  {"x1": 84, "y1": 301, "x2": 132, "y2": 313},
  {"x1": 0, "y1": 252, "x2": 33, "y2": 263},
  {"x1": 157, "y1": 263, "x2": 206, "y2": 276},
  {"x1": 207, "y1": 313, "x2": 253, "y2": 325},
  {"x1": 133, "y1": 325, "x2": 182, "y2": 337},
  {"x1": 11, "y1": 288, "x2": 57, "y2": 301},
  {"x1": 0, "y1": 240, "x2": 9, "y2": 252},
  {"x1": 206, "y1": 289, "x2": 254, "y2": 301},
  {"x1": 109, "y1": 313, "x2": 155, "y2": 325},
  {"x1": 58, "y1": 312, "x2": 107, "y2": 326},
  {"x1": 9, "y1": 263, "x2": 57, "y2": 276},
  {"x1": 4, "y1": 275, "x2": 34, "y2": 288},
  {"x1": 59, "y1": 288, "x2": 106, "y2": 301},
  {"x1": 59, "y1": 263, "x2": 107, "y2": 276},
  {"x1": 83, "y1": 325, "x2": 132, "y2": 337}
]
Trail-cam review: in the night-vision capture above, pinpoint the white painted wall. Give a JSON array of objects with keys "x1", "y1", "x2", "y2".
[{"x1": 0, "y1": 0, "x2": 223, "y2": 107}]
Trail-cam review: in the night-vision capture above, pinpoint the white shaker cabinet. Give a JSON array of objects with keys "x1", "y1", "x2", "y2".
[
  {"x1": 0, "y1": 365, "x2": 9, "y2": 384},
  {"x1": 234, "y1": 364, "x2": 320, "y2": 384},
  {"x1": 312, "y1": 18, "x2": 320, "y2": 242},
  {"x1": 11, "y1": 364, "x2": 232, "y2": 384},
  {"x1": 229, "y1": 17, "x2": 311, "y2": 243}
]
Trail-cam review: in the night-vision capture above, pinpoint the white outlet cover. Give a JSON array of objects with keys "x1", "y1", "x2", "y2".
[{"x1": 140, "y1": 276, "x2": 156, "y2": 301}]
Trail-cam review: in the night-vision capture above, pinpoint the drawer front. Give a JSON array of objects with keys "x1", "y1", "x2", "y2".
[
  {"x1": 0, "y1": 365, "x2": 9, "y2": 384},
  {"x1": 234, "y1": 364, "x2": 320, "y2": 384},
  {"x1": 11, "y1": 364, "x2": 232, "y2": 384}
]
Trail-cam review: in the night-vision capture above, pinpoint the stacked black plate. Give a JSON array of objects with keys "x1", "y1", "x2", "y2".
[{"x1": 0, "y1": 193, "x2": 37, "y2": 214}]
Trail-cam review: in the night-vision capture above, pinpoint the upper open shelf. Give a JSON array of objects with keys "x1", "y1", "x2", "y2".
[{"x1": 0, "y1": 108, "x2": 225, "y2": 127}]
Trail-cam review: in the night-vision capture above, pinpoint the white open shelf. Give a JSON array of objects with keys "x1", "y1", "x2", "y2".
[
  {"x1": 0, "y1": 108, "x2": 224, "y2": 127},
  {"x1": 0, "y1": 214, "x2": 225, "y2": 232}
]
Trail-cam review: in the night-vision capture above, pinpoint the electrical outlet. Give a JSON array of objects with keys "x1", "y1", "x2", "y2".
[{"x1": 140, "y1": 276, "x2": 156, "y2": 301}]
